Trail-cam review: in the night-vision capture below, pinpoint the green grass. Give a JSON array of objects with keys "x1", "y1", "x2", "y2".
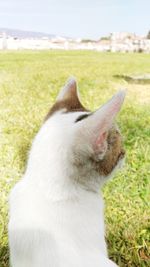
[{"x1": 0, "y1": 50, "x2": 150, "y2": 267}]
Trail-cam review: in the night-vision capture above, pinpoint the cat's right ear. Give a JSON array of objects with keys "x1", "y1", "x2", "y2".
[
  {"x1": 76, "y1": 90, "x2": 126, "y2": 159},
  {"x1": 57, "y1": 78, "x2": 80, "y2": 102}
]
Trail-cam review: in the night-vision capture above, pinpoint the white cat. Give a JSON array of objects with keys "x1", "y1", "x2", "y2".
[{"x1": 8, "y1": 78, "x2": 126, "y2": 267}]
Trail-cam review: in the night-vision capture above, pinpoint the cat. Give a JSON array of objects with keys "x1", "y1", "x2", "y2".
[{"x1": 8, "y1": 78, "x2": 126, "y2": 267}]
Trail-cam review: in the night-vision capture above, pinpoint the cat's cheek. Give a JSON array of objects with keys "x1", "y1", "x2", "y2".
[
  {"x1": 117, "y1": 156, "x2": 125, "y2": 169},
  {"x1": 110, "y1": 157, "x2": 125, "y2": 179}
]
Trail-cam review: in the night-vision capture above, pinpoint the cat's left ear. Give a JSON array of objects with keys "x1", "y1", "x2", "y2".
[{"x1": 57, "y1": 78, "x2": 80, "y2": 101}]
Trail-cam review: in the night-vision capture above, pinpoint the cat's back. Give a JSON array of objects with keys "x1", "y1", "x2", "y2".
[
  {"x1": 9, "y1": 178, "x2": 103, "y2": 230},
  {"x1": 9, "y1": 179, "x2": 108, "y2": 267},
  {"x1": 9, "y1": 179, "x2": 46, "y2": 230}
]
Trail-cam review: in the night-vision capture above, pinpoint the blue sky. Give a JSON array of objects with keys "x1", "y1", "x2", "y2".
[{"x1": 0, "y1": 0, "x2": 150, "y2": 39}]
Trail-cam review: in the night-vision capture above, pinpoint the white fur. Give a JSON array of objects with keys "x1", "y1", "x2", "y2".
[{"x1": 8, "y1": 106, "x2": 122, "y2": 267}]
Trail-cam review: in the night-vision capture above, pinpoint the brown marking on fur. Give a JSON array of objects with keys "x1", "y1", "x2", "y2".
[
  {"x1": 94, "y1": 125, "x2": 125, "y2": 176},
  {"x1": 45, "y1": 79, "x2": 89, "y2": 121},
  {"x1": 45, "y1": 96, "x2": 88, "y2": 121}
]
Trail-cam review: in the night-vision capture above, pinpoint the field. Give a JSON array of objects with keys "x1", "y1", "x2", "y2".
[{"x1": 0, "y1": 50, "x2": 150, "y2": 267}]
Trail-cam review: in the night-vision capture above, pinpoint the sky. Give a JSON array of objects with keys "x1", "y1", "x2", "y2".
[{"x1": 0, "y1": 0, "x2": 150, "y2": 39}]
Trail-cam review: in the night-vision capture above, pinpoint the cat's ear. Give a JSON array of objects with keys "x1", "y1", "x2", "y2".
[
  {"x1": 77, "y1": 90, "x2": 126, "y2": 158},
  {"x1": 57, "y1": 78, "x2": 80, "y2": 101}
]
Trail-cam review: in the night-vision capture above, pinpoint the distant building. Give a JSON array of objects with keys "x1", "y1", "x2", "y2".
[
  {"x1": 1, "y1": 32, "x2": 7, "y2": 50},
  {"x1": 0, "y1": 31, "x2": 150, "y2": 52}
]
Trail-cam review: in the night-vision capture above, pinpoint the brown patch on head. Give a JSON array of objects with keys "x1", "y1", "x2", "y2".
[
  {"x1": 94, "y1": 125, "x2": 125, "y2": 176},
  {"x1": 44, "y1": 78, "x2": 88, "y2": 121},
  {"x1": 45, "y1": 96, "x2": 87, "y2": 121}
]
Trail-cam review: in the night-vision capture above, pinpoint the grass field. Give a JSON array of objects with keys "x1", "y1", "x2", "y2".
[{"x1": 0, "y1": 50, "x2": 150, "y2": 267}]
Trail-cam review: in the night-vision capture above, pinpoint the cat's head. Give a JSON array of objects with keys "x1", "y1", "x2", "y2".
[{"x1": 44, "y1": 78, "x2": 126, "y2": 191}]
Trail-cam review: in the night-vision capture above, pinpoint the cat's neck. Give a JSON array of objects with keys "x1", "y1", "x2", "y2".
[
  {"x1": 25, "y1": 144, "x2": 103, "y2": 201},
  {"x1": 26, "y1": 157, "x2": 102, "y2": 201},
  {"x1": 24, "y1": 120, "x2": 105, "y2": 200}
]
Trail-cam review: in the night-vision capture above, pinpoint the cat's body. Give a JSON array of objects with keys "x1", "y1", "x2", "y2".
[{"x1": 8, "y1": 79, "x2": 126, "y2": 267}]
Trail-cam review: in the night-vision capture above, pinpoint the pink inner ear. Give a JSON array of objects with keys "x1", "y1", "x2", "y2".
[{"x1": 96, "y1": 132, "x2": 107, "y2": 146}]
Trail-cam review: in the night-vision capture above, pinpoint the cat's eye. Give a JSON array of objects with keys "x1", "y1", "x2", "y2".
[{"x1": 75, "y1": 113, "x2": 91, "y2": 123}]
